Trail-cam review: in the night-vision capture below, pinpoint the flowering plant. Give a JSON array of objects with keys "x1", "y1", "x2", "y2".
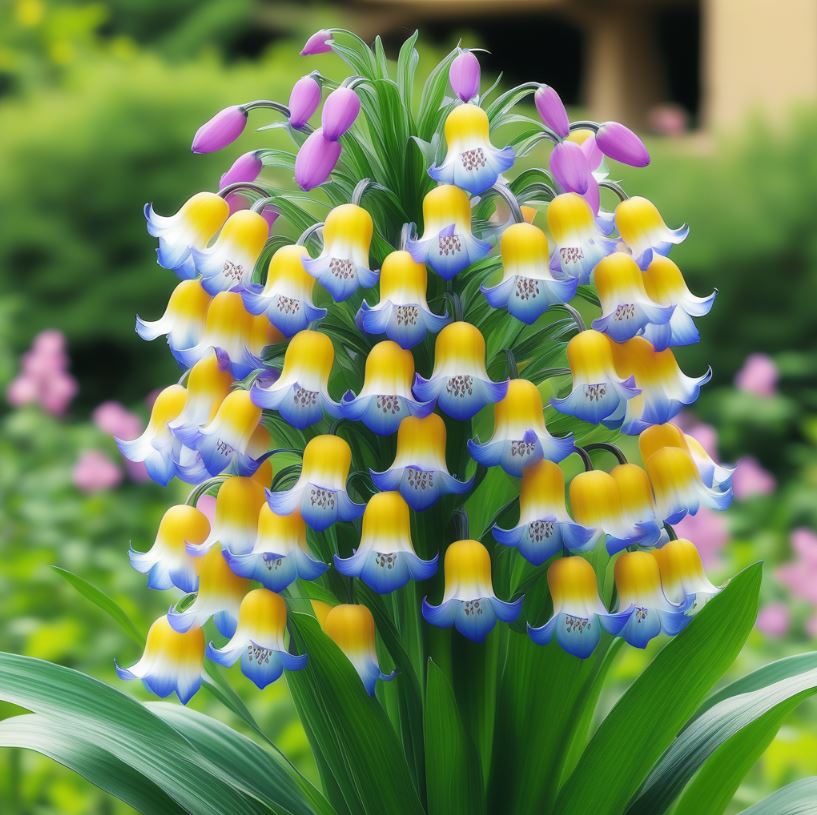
[{"x1": 2, "y1": 29, "x2": 817, "y2": 815}]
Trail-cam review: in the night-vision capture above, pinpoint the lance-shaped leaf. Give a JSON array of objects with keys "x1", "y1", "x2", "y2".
[{"x1": 738, "y1": 777, "x2": 817, "y2": 815}]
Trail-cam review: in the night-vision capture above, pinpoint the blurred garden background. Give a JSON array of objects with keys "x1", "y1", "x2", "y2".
[{"x1": 2, "y1": 0, "x2": 817, "y2": 812}]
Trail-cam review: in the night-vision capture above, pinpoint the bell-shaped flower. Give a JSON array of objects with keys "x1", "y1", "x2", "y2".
[
  {"x1": 428, "y1": 103, "x2": 514, "y2": 195},
  {"x1": 224, "y1": 506, "x2": 327, "y2": 590},
  {"x1": 321, "y1": 86, "x2": 361, "y2": 141},
  {"x1": 294, "y1": 128, "x2": 342, "y2": 191},
  {"x1": 192, "y1": 210, "x2": 270, "y2": 295},
  {"x1": 492, "y1": 460, "x2": 593, "y2": 564},
  {"x1": 186, "y1": 476, "x2": 266, "y2": 558},
  {"x1": 612, "y1": 552, "x2": 690, "y2": 648},
  {"x1": 242, "y1": 244, "x2": 327, "y2": 336},
  {"x1": 340, "y1": 341, "x2": 433, "y2": 435},
  {"x1": 129, "y1": 505, "x2": 210, "y2": 593},
  {"x1": 642, "y1": 256, "x2": 716, "y2": 349},
  {"x1": 116, "y1": 615, "x2": 204, "y2": 704},
  {"x1": 591, "y1": 253, "x2": 674, "y2": 342},
  {"x1": 414, "y1": 321, "x2": 509, "y2": 420},
  {"x1": 422, "y1": 539, "x2": 522, "y2": 642},
  {"x1": 481, "y1": 222, "x2": 577, "y2": 324},
  {"x1": 406, "y1": 184, "x2": 491, "y2": 280},
  {"x1": 653, "y1": 538, "x2": 720, "y2": 609},
  {"x1": 615, "y1": 196, "x2": 689, "y2": 269},
  {"x1": 247, "y1": 425, "x2": 274, "y2": 488},
  {"x1": 569, "y1": 470, "x2": 631, "y2": 554},
  {"x1": 168, "y1": 545, "x2": 249, "y2": 638},
  {"x1": 145, "y1": 192, "x2": 229, "y2": 278},
  {"x1": 250, "y1": 329, "x2": 340, "y2": 429},
  {"x1": 370, "y1": 413, "x2": 473, "y2": 510},
  {"x1": 206, "y1": 589, "x2": 307, "y2": 688},
  {"x1": 608, "y1": 463, "x2": 663, "y2": 553},
  {"x1": 288, "y1": 75, "x2": 321, "y2": 128},
  {"x1": 135, "y1": 279, "x2": 211, "y2": 356},
  {"x1": 321, "y1": 604, "x2": 395, "y2": 695},
  {"x1": 302, "y1": 203, "x2": 378, "y2": 301},
  {"x1": 266, "y1": 434, "x2": 364, "y2": 531},
  {"x1": 468, "y1": 379, "x2": 574, "y2": 476},
  {"x1": 168, "y1": 353, "x2": 233, "y2": 446},
  {"x1": 117, "y1": 384, "x2": 187, "y2": 486},
  {"x1": 335, "y1": 492, "x2": 437, "y2": 592},
  {"x1": 547, "y1": 193, "x2": 615, "y2": 284},
  {"x1": 528, "y1": 556, "x2": 627, "y2": 658},
  {"x1": 551, "y1": 330, "x2": 639, "y2": 427},
  {"x1": 356, "y1": 250, "x2": 448, "y2": 348},
  {"x1": 449, "y1": 49, "x2": 481, "y2": 103}
]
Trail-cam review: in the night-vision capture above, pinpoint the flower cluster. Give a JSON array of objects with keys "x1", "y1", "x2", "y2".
[{"x1": 117, "y1": 32, "x2": 732, "y2": 703}]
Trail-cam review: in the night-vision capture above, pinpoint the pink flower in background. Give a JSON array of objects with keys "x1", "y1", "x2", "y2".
[
  {"x1": 732, "y1": 456, "x2": 776, "y2": 499},
  {"x1": 735, "y1": 353, "x2": 778, "y2": 397},
  {"x1": 807, "y1": 614, "x2": 817, "y2": 639},
  {"x1": 647, "y1": 104, "x2": 688, "y2": 137},
  {"x1": 791, "y1": 528, "x2": 817, "y2": 567},
  {"x1": 92, "y1": 401, "x2": 150, "y2": 482},
  {"x1": 674, "y1": 506, "x2": 729, "y2": 569},
  {"x1": 756, "y1": 603, "x2": 791, "y2": 637},
  {"x1": 776, "y1": 528, "x2": 817, "y2": 607},
  {"x1": 73, "y1": 450, "x2": 122, "y2": 493}
]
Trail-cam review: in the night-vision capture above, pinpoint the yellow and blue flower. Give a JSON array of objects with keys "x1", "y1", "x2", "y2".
[
  {"x1": 653, "y1": 537, "x2": 720, "y2": 609},
  {"x1": 206, "y1": 588, "x2": 307, "y2": 688},
  {"x1": 468, "y1": 378, "x2": 574, "y2": 476},
  {"x1": 569, "y1": 469, "x2": 630, "y2": 554},
  {"x1": 607, "y1": 463, "x2": 663, "y2": 553},
  {"x1": 334, "y1": 491, "x2": 437, "y2": 593},
  {"x1": 615, "y1": 196, "x2": 689, "y2": 269},
  {"x1": 370, "y1": 413, "x2": 474, "y2": 510},
  {"x1": 356, "y1": 250, "x2": 448, "y2": 348},
  {"x1": 414, "y1": 321, "x2": 509, "y2": 420},
  {"x1": 481, "y1": 222, "x2": 577, "y2": 324},
  {"x1": 422, "y1": 539, "x2": 522, "y2": 642},
  {"x1": 135, "y1": 279, "x2": 211, "y2": 356}
]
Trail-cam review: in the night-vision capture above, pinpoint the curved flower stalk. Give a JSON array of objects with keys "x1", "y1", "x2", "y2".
[
  {"x1": 335, "y1": 491, "x2": 437, "y2": 592},
  {"x1": 135, "y1": 279, "x2": 211, "y2": 354},
  {"x1": 422, "y1": 539, "x2": 522, "y2": 642},
  {"x1": 653, "y1": 537, "x2": 720, "y2": 608},
  {"x1": 615, "y1": 195, "x2": 689, "y2": 269},
  {"x1": 167, "y1": 353, "x2": 233, "y2": 446}
]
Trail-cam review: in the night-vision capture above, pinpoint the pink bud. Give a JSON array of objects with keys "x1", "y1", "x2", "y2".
[
  {"x1": 449, "y1": 50, "x2": 480, "y2": 103},
  {"x1": 549, "y1": 141, "x2": 591, "y2": 194},
  {"x1": 73, "y1": 450, "x2": 122, "y2": 493},
  {"x1": 534, "y1": 85, "x2": 570, "y2": 138},
  {"x1": 595, "y1": 121, "x2": 650, "y2": 167},
  {"x1": 735, "y1": 353, "x2": 778, "y2": 397},
  {"x1": 32, "y1": 330, "x2": 66, "y2": 355},
  {"x1": 219, "y1": 151, "x2": 263, "y2": 189},
  {"x1": 6, "y1": 376, "x2": 38, "y2": 407},
  {"x1": 93, "y1": 401, "x2": 143, "y2": 440},
  {"x1": 288, "y1": 75, "x2": 322, "y2": 128},
  {"x1": 321, "y1": 87, "x2": 361, "y2": 141},
  {"x1": 294, "y1": 128, "x2": 342, "y2": 190},
  {"x1": 192, "y1": 105, "x2": 247, "y2": 154},
  {"x1": 300, "y1": 29, "x2": 333, "y2": 56}
]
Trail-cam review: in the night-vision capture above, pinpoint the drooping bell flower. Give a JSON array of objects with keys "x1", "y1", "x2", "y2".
[
  {"x1": 370, "y1": 413, "x2": 474, "y2": 511},
  {"x1": 546, "y1": 193, "x2": 615, "y2": 284},
  {"x1": 300, "y1": 29, "x2": 333, "y2": 56},
  {"x1": 492, "y1": 460, "x2": 593, "y2": 564},
  {"x1": 653, "y1": 537, "x2": 720, "y2": 608},
  {"x1": 613, "y1": 552, "x2": 690, "y2": 648},
  {"x1": 528, "y1": 556, "x2": 627, "y2": 658},
  {"x1": 192, "y1": 210, "x2": 270, "y2": 295},
  {"x1": 608, "y1": 463, "x2": 663, "y2": 553},
  {"x1": 186, "y1": 476, "x2": 266, "y2": 557},
  {"x1": 219, "y1": 151, "x2": 263, "y2": 189},
  {"x1": 642, "y1": 255, "x2": 716, "y2": 349},
  {"x1": 414, "y1": 321, "x2": 509, "y2": 420},
  {"x1": 322, "y1": 86, "x2": 361, "y2": 140},
  {"x1": 534, "y1": 84, "x2": 570, "y2": 138},
  {"x1": 684, "y1": 433, "x2": 734, "y2": 492},
  {"x1": 115, "y1": 616, "x2": 204, "y2": 704},
  {"x1": 551, "y1": 330, "x2": 639, "y2": 426},
  {"x1": 615, "y1": 196, "x2": 688, "y2": 269},
  {"x1": 302, "y1": 203, "x2": 378, "y2": 300},
  {"x1": 335, "y1": 491, "x2": 437, "y2": 593},
  {"x1": 423, "y1": 539, "x2": 522, "y2": 642},
  {"x1": 321, "y1": 604, "x2": 395, "y2": 695},
  {"x1": 168, "y1": 545, "x2": 249, "y2": 638},
  {"x1": 129, "y1": 505, "x2": 210, "y2": 593},
  {"x1": 549, "y1": 141, "x2": 593, "y2": 195},
  {"x1": 356, "y1": 250, "x2": 448, "y2": 348},
  {"x1": 145, "y1": 192, "x2": 229, "y2": 278},
  {"x1": 135, "y1": 279, "x2": 212, "y2": 356},
  {"x1": 339, "y1": 340, "x2": 433, "y2": 435},
  {"x1": 481, "y1": 222, "x2": 577, "y2": 324},
  {"x1": 591, "y1": 253, "x2": 674, "y2": 342},
  {"x1": 224, "y1": 506, "x2": 327, "y2": 591},
  {"x1": 266, "y1": 434, "x2": 364, "y2": 531},
  {"x1": 288, "y1": 75, "x2": 322, "y2": 128},
  {"x1": 250, "y1": 329, "x2": 340, "y2": 429},
  {"x1": 595, "y1": 122, "x2": 650, "y2": 167},
  {"x1": 116, "y1": 384, "x2": 187, "y2": 486},
  {"x1": 569, "y1": 470, "x2": 630, "y2": 554},
  {"x1": 294, "y1": 128, "x2": 342, "y2": 191},
  {"x1": 242, "y1": 244, "x2": 327, "y2": 337},
  {"x1": 449, "y1": 49, "x2": 481, "y2": 102},
  {"x1": 428, "y1": 103, "x2": 515, "y2": 195},
  {"x1": 206, "y1": 589, "x2": 307, "y2": 688},
  {"x1": 167, "y1": 353, "x2": 233, "y2": 446},
  {"x1": 406, "y1": 184, "x2": 491, "y2": 280},
  {"x1": 192, "y1": 105, "x2": 248, "y2": 154},
  {"x1": 468, "y1": 379, "x2": 574, "y2": 476}
]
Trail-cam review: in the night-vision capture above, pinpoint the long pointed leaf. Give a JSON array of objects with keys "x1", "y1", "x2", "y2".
[{"x1": 738, "y1": 777, "x2": 817, "y2": 814}]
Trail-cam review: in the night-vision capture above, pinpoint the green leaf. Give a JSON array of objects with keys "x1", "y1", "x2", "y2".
[
  {"x1": 555, "y1": 563, "x2": 762, "y2": 815},
  {"x1": 737, "y1": 777, "x2": 817, "y2": 815},
  {"x1": 424, "y1": 660, "x2": 485, "y2": 815}
]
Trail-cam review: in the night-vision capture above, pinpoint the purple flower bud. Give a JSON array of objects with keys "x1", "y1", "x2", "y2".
[
  {"x1": 534, "y1": 85, "x2": 570, "y2": 138},
  {"x1": 579, "y1": 133, "x2": 604, "y2": 171},
  {"x1": 321, "y1": 87, "x2": 361, "y2": 141},
  {"x1": 219, "y1": 151, "x2": 263, "y2": 189},
  {"x1": 300, "y1": 29, "x2": 333, "y2": 56},
  {"x1": 295, "y1": 128, "x2": 342, "y2": 191},
  {"x1": 595, "y1": 121, "x2": 650, "y2": 167},
  {"x1": 288, "y1": 75, "x2": 321, "y2": 128},
  {"x1": 192, "y1": 105, "x2": 247, "y2": 154},
  {"x1": 449, "y1": 49, "x2": 480, "y2": 103},
  {"x1": 549, "y1": 141, "x2": 591, "y2": 194}
]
